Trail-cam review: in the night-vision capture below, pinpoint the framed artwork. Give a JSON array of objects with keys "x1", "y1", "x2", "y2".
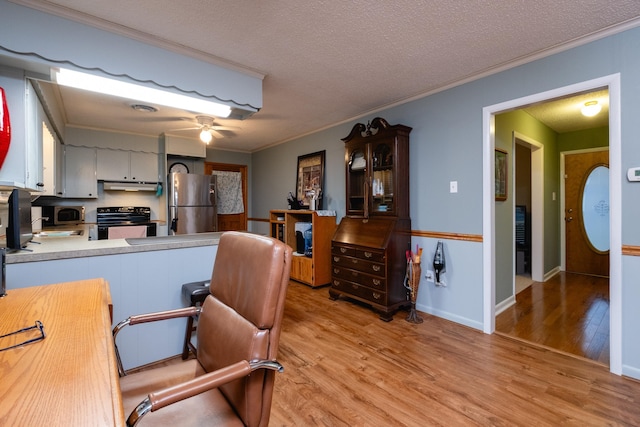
[
  {"x1": 296, "y1": 150, "x2": 325, "y2": 209},
  {"x1": 495, "y1": 148, "x2": 507, "y2": 201}
]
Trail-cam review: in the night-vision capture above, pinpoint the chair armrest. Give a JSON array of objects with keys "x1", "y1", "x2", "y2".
[
  {"x1": 129, "y1": 306, "x2": 200, "y2": 325},
  {"x1": 126, "y1": 359, "x2": 284, "y2": 427},
  {"x1": 113, "y1": 306, "x2": 200, "y2": 377}
]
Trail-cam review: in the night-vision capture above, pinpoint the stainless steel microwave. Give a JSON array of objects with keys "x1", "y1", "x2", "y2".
[{"x1": 42, "y1": 206, "x2": 85, "y2": 225}]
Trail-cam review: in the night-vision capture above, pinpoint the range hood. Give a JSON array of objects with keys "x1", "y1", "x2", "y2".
[{"x1": 103, "y1": 182, "x2": 158, "y2": 192}]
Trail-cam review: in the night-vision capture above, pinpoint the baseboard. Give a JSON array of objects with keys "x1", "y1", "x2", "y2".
[
  {"x1": 544, "y1": 266, "x2": 561, "y2": 282},
  {"x1": 416, "y1": 303, "x2": 484, "y2": 331},
  {"x1": 495, "y1": 295, "x2": 516, "y2": 315}
]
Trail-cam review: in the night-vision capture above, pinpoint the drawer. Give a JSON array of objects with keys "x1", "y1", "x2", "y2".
[
  {"x1": 332, "y1": 266, "x2": 385, "y2": 290},
  {"x1": 331, "y1": 278, "x2": 387, "y2": 304},
  {"x1": 356, "y1": 249, "x2": 385, "y2": 263},
  {"x1": 332, "y1": 244, "x2": 355, "y2": 257},
  {"x1": 332, "y1": 254, "x2": 384, "y2": 275}
]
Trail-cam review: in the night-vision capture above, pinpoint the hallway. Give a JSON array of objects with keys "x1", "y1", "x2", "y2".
[{"x1": 496, "y1": 272, "x2": 610, "y2": 365}]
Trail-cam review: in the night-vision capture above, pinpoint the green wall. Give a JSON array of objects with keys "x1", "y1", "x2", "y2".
[
  {"x1": 494, "y1": 110, "x2": 558, "y2": 303},
  {"x1": 558, "y1": 126, "x2": 609, "y2": 151}
]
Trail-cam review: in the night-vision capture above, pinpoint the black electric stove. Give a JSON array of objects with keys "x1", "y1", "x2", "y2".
[{"x1": 97, "y1": 206, "x2": 157, "y2": 240}]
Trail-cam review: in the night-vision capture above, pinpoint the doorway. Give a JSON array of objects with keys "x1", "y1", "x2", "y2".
[
  {"x1": 500, "y1": 120, "x2": 611, "y2": 365},
  {"x1": 482, "y1": 74, "x2": 622, "y2": 374},
  {"x1": 205, "y1": 162, "x2": 248, "y2": 231}
]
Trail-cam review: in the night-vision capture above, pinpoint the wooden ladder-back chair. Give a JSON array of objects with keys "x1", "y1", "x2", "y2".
[{"x1": 113, "y1": 231, "x2": 292, "y2": 426}]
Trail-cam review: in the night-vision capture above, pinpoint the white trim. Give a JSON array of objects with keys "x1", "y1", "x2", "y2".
[
  {"x1": 495, "y1": 295, "x2": 516, "y2": 316},
  {"x1": 608, "y1": 75, "x2": 622, "y2": 375},
  {"x1": 544, "y1": 266, "x2": 561, "y2": 282},
  {"x1": 483, "y1": 74, "x2": 622, "y2": 375},
  {"x1": 513, "y1": 132, "x2": 545, "y2": 283},
  {"x1": 482, "y1": 109, "x2": 495, "y2": 334}
]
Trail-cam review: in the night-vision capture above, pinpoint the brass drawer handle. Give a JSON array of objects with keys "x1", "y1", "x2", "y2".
[
  {"x1": 352, "y1": 284, "x2": 359, "y2": 290},
  {"x1": 334, "y1": 256, "x2": 340, "y2": 262},
  {"x1": 373, "y1": 292, "x2": 381, "y2": 300},
  {"x1": 364, "y1": 251, "x2": 373, "y2": 258},
  {"x1": 372, "y1": 265, "x2": 380, "y2": 272},
  {"x1": 351, "y1": 259, "x2": 359, "y2": 264},
  {"x1": 340, "y1": 247, "x2": 347, "y2": 253},
  {"x1": 373, "y1": 279, "x2": 381, "y2": 286},
  {"x1": 333, "y1": 268, "x2": 340, "y2": 274},
  {"x1": 333, "y1": 280, "x2": 340, "y2": 286},
  {"x1": 351, "y1": 271, "x2": 359, "y2": 277}
]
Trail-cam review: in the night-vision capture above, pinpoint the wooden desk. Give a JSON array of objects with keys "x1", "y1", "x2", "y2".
[{"x1": 0, "y1": 278, "x2": 124, "y2": 426}]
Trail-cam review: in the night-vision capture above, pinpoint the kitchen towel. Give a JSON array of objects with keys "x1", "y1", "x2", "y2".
[
  {"x1": 108, "y1": 225, "x2": 147, "y2": 239},
  {"x1": 213, "y1": 170, "x2": 244, "y2": 215}
]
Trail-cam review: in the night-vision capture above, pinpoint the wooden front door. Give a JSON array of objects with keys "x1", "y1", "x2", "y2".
[
  {"x1": 204, "y1": 162, "x2": 248, "y2": 231},
  {"x1": 564, "y1": 150, "x2": 609, "y2": 277}
]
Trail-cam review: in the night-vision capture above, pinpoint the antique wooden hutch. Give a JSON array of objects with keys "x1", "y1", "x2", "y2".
[{"x1": 330, "y1": 117, "x2": 412, "y2": 321}]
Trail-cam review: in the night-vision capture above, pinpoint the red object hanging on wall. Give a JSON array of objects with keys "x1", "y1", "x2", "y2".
[{"x1": 0, "y1": 87, "x2": 10, "y2": 169}]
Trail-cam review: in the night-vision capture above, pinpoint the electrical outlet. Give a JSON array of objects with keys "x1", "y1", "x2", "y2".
[
  {"x1": 425, "y1": 270, "x2": 435, "y2": 283},
  {"x1": 449, "y1": 181, "x2": 458, "y2": 193}
]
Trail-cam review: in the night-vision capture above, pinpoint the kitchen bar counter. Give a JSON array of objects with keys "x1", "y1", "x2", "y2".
[
  {"x1": 6, "y1": 232, "x2": 223, "y2": 264},
  {"x1": 6, "y1": 233, "x2": 222, "y2": 370}
]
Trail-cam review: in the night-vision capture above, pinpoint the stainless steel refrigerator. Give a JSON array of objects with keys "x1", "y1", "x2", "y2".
[{"x1": 168, "y1": 173, "x2": 217, "y2": 234}]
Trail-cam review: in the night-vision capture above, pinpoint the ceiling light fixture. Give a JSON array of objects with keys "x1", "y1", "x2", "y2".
[
  {"x1": 199, "y1": 128, "x2": 213, "y2": 144},
  {"x1": 54, "y1": 68, "x2": 232, "y2": 118},
  {"x1": 581, "y1": 100, "x2": 602, "y2": 117}
]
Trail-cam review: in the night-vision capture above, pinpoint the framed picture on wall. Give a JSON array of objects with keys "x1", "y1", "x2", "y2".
[
  {"x1": 495, "y1": 148, "x2": 507, "y2": 201},
  {"x1": 296, "y1": 150, "x2": 325, "y2": 209}
]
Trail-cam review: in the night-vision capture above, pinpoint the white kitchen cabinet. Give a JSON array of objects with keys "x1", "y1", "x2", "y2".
[
  {"x1": 97, "y1": 148, "x2": 158, "y2": 182},
  {"x1": 63, "y1": 145, "x2": 97, "y2": 198},
  {"x1": 39, "y1": 118, "x2": 61, "y2": 196},
  {"x1": 0, "y1": 67, "x2": 41, "y2": 190},
  {"x1": 131, "y1": 151, "x2": 159, "y2": 181},
  {"x1": 25, "y1": 81, "x2": 43, "y2": 191},
  {"x1": 162, "y1": 134, "x2": 206, "y2": 158}
]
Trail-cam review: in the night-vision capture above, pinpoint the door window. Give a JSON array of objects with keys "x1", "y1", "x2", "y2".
[{"x1": 581, "y1": 165, "x2": 609, "y2": 252}]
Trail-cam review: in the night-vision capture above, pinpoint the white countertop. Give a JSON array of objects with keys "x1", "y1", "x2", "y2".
[{"x1": 6, "y1": 232, "x2": 223, "y2": 264}]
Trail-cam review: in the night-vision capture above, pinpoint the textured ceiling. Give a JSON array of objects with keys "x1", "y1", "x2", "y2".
[
  {"x1": 12, "y1": 0, "x2": 640, "y2": 151},
  {"x1": 524, "y1": 89, "x2": 609, "y2": 133}
]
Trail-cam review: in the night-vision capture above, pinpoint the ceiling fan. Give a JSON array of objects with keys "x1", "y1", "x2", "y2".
[{"x1": 169, "y1": 115, "x2": 238, "y2": 144}]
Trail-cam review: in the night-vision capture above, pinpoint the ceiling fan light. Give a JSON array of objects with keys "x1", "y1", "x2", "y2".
[
  {"x1": 200, "y1": 128, "x2": 213, "y2": 144},
  {"x1": 581, "y1": 100, "x2": 601, "y2": 117}
]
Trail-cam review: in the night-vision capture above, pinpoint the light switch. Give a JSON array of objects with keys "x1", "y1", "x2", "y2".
[{"x1": 450, "y1": 181, "x2": 458, "y2": 193}]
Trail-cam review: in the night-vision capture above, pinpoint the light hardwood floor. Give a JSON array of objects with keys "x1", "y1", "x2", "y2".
[
  {"x1": 268, "y1": 280, "x2": 638, "y2": 426},
  {"x1": 496, "y1": 272, "x2": 610, "y2": 365},
  {"x1": 135, "y1": 278, "x2": 639, "y2": 425}
]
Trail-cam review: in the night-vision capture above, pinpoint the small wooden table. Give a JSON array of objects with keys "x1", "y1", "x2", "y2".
[{"x1": 0, "y1": 278, "x2": 124, "y2": 426}]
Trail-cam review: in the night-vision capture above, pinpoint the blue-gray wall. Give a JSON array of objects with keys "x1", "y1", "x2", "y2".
[{"x1": 251, "y1": 25, "x2": 640, "y2": 379}]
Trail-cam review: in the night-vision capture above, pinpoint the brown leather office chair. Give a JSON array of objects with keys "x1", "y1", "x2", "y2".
[{"x1": 113, "y1": 231, "x2": 292, "y2": 426}]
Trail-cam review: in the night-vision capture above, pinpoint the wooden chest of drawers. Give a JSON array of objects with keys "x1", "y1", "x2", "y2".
[{"x1": 329, "y1": 217, "x2": 410, "y2": 321}]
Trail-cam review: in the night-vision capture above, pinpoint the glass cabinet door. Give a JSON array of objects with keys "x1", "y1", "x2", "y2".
[
  {"x1": 346, "y1": 145, "x2": 367, "y2": 216},
  {"x1": 371, "y1": 142, "x2": 394, "y2": 215}
]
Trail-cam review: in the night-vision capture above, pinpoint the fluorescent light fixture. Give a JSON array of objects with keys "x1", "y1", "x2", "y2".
[
  {"x1": 199, "y1": 128, "x2": 213, "y2": 144},
  {"x1": 54, "y1": 68, "x2": 232, "y2": 118},
  {"x1": 103, "y1": 182, "x2": 157, "y2": 191},
  {"x1": 581, "y1": 100, "x2": 602, "y2": 117}
]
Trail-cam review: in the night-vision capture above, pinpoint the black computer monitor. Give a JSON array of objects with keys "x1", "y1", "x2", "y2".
[{"x1": 6, "y1": 189, "x2": 33, "y2": 250}]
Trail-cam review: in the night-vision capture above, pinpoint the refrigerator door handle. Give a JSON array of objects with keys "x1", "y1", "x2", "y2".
[
  {"x1": 209, "y1": 179, "x2": 217, "y2": 207},
  {"x1": 170, "y1": 206, "x2": 178, "y2": 233}
]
